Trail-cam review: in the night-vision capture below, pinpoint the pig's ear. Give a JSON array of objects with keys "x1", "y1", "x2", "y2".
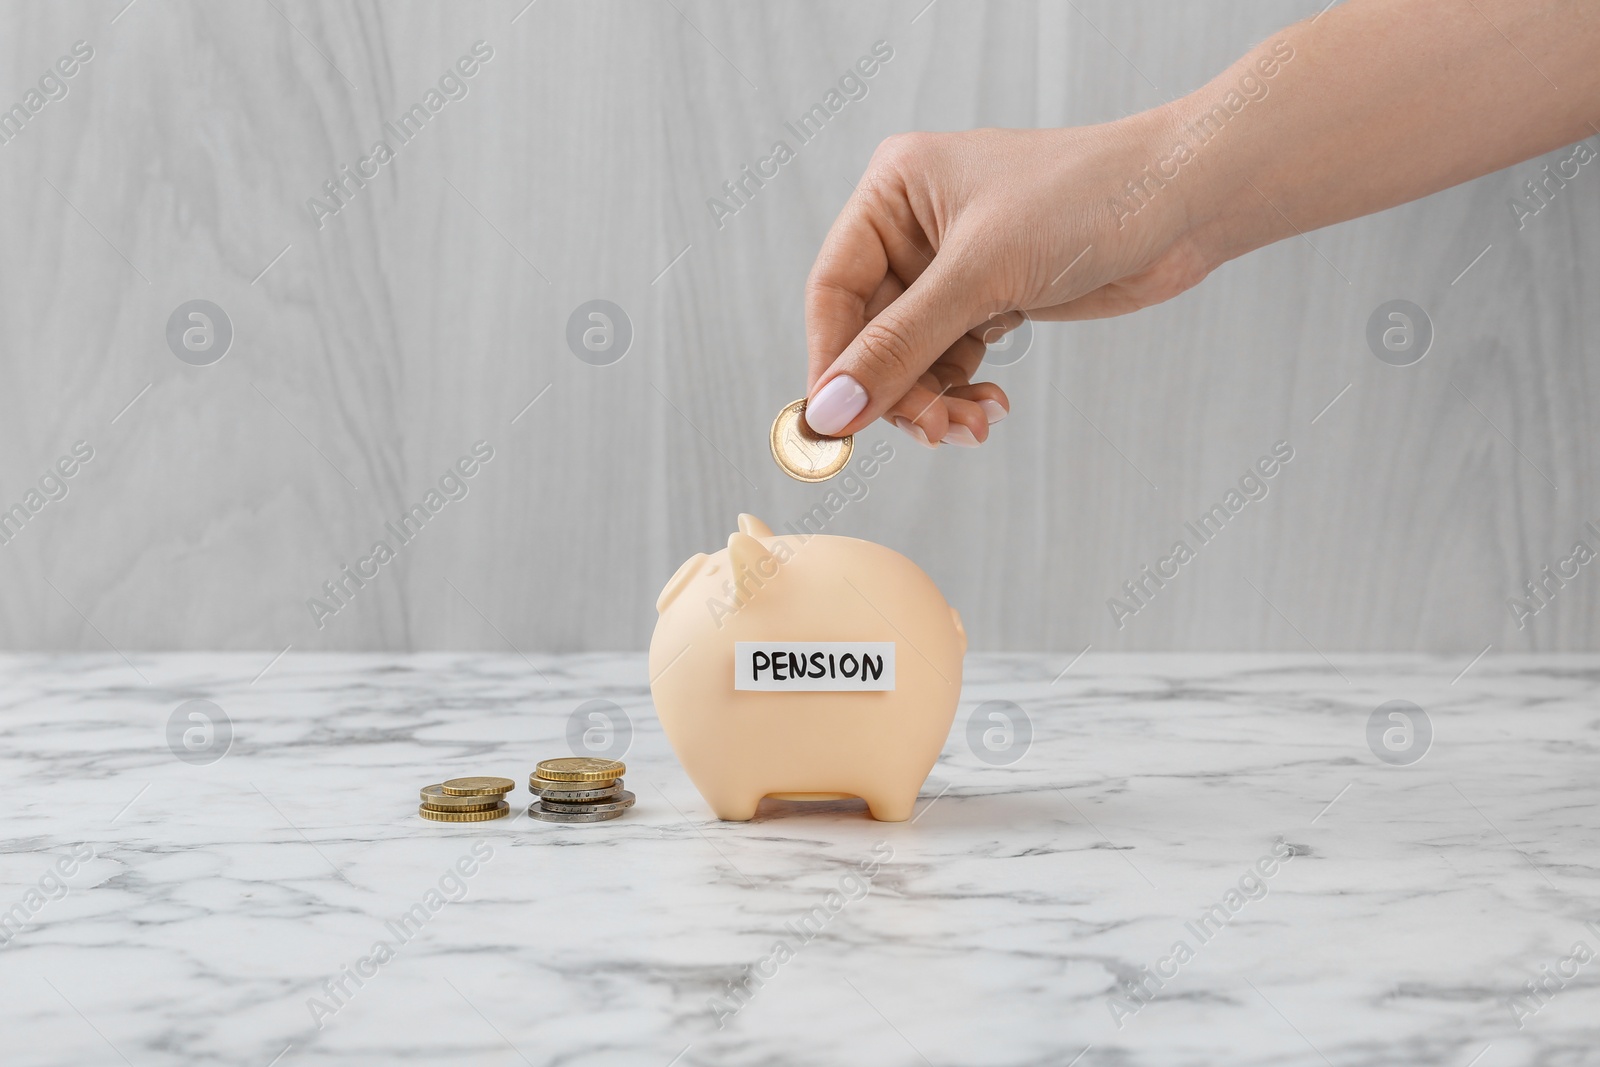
[
  {"x1": 950, "y1": 606, "x2": 967, "y2": 654},
  {"x1": 727, "y1": 531, "x2": 775, "y2": 578},
  {"x1": 656, "y1": 553, "x2": 707, "y2": 614},
  {"x1": 737, "y1": 514, "x2": 773, "y2": 538}
]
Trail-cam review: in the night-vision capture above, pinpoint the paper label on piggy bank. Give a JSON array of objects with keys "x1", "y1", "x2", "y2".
[{"x1": 734, "y1": 642, "x2": 895, "y2": 691}]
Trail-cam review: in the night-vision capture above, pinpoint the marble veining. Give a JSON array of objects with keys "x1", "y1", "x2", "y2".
[{"x1": 0, "y1": 652, "x2": 1597, "y2": 1066}]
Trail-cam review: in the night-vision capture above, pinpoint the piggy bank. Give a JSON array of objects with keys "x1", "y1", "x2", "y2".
[{"x1": 648, "y1": 514, "x2": 966, "y2": 821}]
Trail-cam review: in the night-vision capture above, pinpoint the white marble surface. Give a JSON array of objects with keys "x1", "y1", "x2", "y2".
[{"x1": 1, "y1": 651, "x2": 1597, "y2": 1066}]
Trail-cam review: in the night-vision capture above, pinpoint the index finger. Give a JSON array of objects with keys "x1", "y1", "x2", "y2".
[
  {"x1": 805, "y1": 173, "x2": 940, "y2": 390},
  {"x1": 804, "y1": 190, "x2": 891, "y2": 390}
]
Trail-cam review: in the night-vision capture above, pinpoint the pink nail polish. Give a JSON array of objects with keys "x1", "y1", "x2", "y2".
[
  {"x1": 942, "y1": 425, "x2": 980, "y2": 448},
  {"x1": 892, "y1": 417, "x2": 936, "y2": 449},
  {"x1": 979, "y1": 400, "x2": 1008, "y2": 425},
  {"x1": 805, "y1": 375, "x2": 868, "y2": 436}
]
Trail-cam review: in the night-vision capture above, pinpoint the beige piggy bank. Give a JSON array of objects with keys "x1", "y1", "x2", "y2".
[{"x1": 649, "y1": 514, "x2": 965, "y2": 821}]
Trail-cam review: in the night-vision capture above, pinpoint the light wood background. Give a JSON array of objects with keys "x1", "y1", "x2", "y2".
[{"x1": 0, "y1": 0, "x2": 1595, "y2": 656}]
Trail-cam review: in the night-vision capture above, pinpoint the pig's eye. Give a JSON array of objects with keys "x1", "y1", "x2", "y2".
[{"x1": 706, "y1": 564, "x2": 720, "y2": 574}]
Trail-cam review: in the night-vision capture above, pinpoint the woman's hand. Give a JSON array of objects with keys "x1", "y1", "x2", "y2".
[
  {"x1": 802, "y1": 111, "x2": 1215, "y2": 447},
  {"x1": 802, "y1": 0, "x2": 1600, "y2": 449}
]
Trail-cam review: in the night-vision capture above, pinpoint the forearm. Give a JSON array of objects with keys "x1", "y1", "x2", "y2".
[{"x1": 1172, "y1": 0, "x2": 1600, "y2": 267}]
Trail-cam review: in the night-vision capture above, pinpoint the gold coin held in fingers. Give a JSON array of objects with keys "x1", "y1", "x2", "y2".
[
  {"x1": 534, "y1": 757, "x2": 626, "y2": 782},
  {"x1": 439, "y1": 776, "x2": 516, "y2": 797},
  {"x1": 771, "y1": 398, "x2": 852, "y2": 483},
  {"x1": 420, "y1": 785, "x2": 504, "y2": 811},
  {"x1": 419, "y1": 801, "x2": 510, "y2": 822}
]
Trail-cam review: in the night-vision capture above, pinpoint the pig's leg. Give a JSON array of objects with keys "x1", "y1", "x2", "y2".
[
  {"x1": 862, "y1": 789, "x2": 917, "y2": 823},
  {"x1": 705, "y1": 792, "x2": 763, "y2": 821}
]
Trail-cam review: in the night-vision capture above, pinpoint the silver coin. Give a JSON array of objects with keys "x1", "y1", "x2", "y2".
[
  {"x1": 529, "y1": 782, "x2": 622, "y2": 802},
  {"x1": 529, "y1": 775, "x2": 623, "y2": 792},
  {"x1": 527, "y1": 803, "x2": 627, "y2": 824},
  {"x1": 536, "y1": 790, "x2": 635, "y2": 815}
]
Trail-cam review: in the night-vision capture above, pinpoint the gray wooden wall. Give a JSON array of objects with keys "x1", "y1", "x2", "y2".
[{"x1": 1, "y1": 0, "x2": 1595, "y2": 655}]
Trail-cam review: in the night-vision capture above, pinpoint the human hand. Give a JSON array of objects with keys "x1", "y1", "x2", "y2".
[
  {"x1": 802, "y1": 113, "x2": 1219, "y2": 447},
  {"x1": 804, "y1": 0, "x2": 1600, "y2": 451}
]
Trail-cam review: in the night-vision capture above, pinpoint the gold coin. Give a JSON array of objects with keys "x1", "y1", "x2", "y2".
[
  {"x1": 439, "y1": 776, "x2": 515, "y2": 797},
  {"x1": 530, "y1": 776, "x2": 624, "y2": 794},
  {"x1": 420, "y1": 785, "x2": 503, "y2": 811},
  {"x1": 419, "y1": 802, "x2": 510, "y2": 822},
  {"x1": 770, "y1": 398, "x2": 852, "y2": 483},
  {"x1": 530, "y1": 785, "x2": 623, "y2": 804},
  {"x1": 534, "y1": 757, "x2": 625, "y2": 782}
]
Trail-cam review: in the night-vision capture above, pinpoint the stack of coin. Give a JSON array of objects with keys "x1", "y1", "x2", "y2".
[
  {"x1": 418, "y1": 776, "x2": 514, "y2": 822},
  {"x1": 528, "y1": 758, "x2": 634, "y2": 824}
]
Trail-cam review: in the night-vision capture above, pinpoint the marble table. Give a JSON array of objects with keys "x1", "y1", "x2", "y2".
[{"x1": 1, "y1": 652, "x2": 1597, "y2": 1067}]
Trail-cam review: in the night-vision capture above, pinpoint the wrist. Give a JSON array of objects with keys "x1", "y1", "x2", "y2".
[
  {"x1": 1156, "y1": 35, "x2": 1307, "y2": 272},
  {"x1": 1088, "y1": 101, "x2": 1254, "y2": 283}
]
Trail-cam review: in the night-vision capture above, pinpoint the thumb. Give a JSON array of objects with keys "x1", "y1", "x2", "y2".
[{"x1": 803, "y1": 250, "x2": 986, "y2": 437}]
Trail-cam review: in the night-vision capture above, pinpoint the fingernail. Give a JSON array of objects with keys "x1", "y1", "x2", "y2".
[
  {"x1": 805, "y1": 375, "x2": 868, "y2": 436},
  {"x1": 892, "y1": 417, "x2": 936, "y2": 448},
  {"x1": 942, "y1": 425, "x2": 980, "y2": 448},
  {"x1": 979, "y1": 399, "x2": 1008, "y2": 425}
]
